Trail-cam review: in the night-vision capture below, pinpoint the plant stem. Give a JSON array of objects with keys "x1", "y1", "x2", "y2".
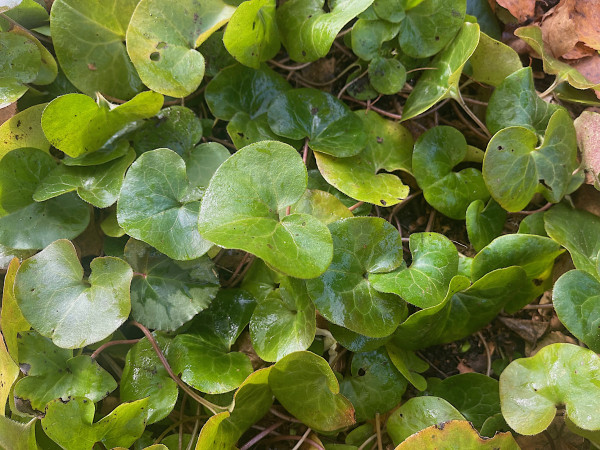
[
  {"x1": 375, "y1": 413, "x2": 383, "y2": 450},
  {"x1": 453, "y1": 91, "x2": 491, "y2": 139},
  {"x1": 349, "y1": 201, "x2": 364, "y2": 212},
  {"x1": 539, "y1": 77, "x2": 561, "y2": 98},
  {"x1": 90, "y1": 339, "x2": 140, "y2": 359},
  {"x1": 239, "y1": 420, "x2": 285, "y2": 450},
  {"x1": 337, "y1": 70, "x2": 368, "y2": 99}
]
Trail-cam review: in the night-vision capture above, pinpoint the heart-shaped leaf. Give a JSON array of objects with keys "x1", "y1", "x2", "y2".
[
  {"x1": 124, "y1": 239, "x2": 219, "y2": 331},
  {"x1": 41, "y1": 92, "x2": 163, "y2": 158},
  {"x1": 126, "y1": 0, "x2": 236, "y2": 97},
  {"x1": 466, "y1": 199, "x2": 506, "y2": 252},
  {"x1": 330, "y1": 324, "x2": 392, "y2": 353},
  {"x1": 50, "y1": 0, "x2": 143, "y2": 99},
  {"x1": 552, "y1": 270, "x2": 600, "y2": 352},
  {"x1": 198, "y1": 141, "x2": 333, "y2": 279},
  {"x1": 468, "y1": 31, "x2": 522, "y2": 86},
  {"x1": 372, "y1": 0, "x2": 407, "y2": 22},
  {"x1": 276, "y1": 0, "x2": 373, "y2": 62},
  {"x1": 308, "y1": 169, "x2": 372, "y2": 215},
  {"x1": 13, "y1": 331, "x2": 117, "y2": 413},
  {"x1": 269, "y1": 351, "x2": 355, "y2": 431},
  {"x1": 386, "y1": 342, "x2": 429, "y2": 391},
  {"x1": 483, "y1": 109, "x2": 578, "y2": 211},
  {"x1": 0, "y1": 258, "x2": 30, "y2": 361},
  {"x1": 0, "y1": 148, "x2": 89, "y2": 250},
  {"x1": 120, "y1": 334, "x2": 178, "y2": 425},
  {"x1": 369, "y1": 57, "x2": 406, "y2": 95},
  {"x1": 370, "y1": 232, "x2": 459, "y2": 309},
  {"x1": 412, "y1": 126, "x2": 489, "y2": 219},
  {"x1": 167, "y1": 290, "x2": 255, "y2": 394},
  {"x1": 0, "y1": 32, "x2": 40, "y2": 108},
  {"x1": 117, "y1": 148, "x2": 213, "y2": 261},
  {"x1": 223, "y1": 0, "x2": 279, "y2": 68},
  {"x1": 398, "y1": 0, "x2": 466, "y2": 58},
  {"x1": 499, "y1": 343, "x2": 600, "y2": 435},
  {"x1": 10, "y1": 27, "x2": 57, "y2": 87},
  {"x1": 351, "y1": 18, "x2": 401, "y2": 61},
  {"x1": 340, "y1": 349, "x2": 407, "y2": 421},
  {"x1": 268, "y1": 88, "x2": 366, "y2": 157},
  {"x1": 285, "y1": 189, "x2": 353, "y2": 224},
  {"x1": 14, "y1": 239, "x2": 133, "y2": 349},
  {"x1": 0, "y1": 416, "x2": 36, "y2": 450},
  {"x1": 401, "y1": 21, "x2": 480, "y2": 121},
  {"x1": 315, "y1": 110, "x2": 412, "y2": 207},
  {"x1": 0, "y1": 103, "x2": 50, "y2": 159},
  {"x1": 306, "y1": 217, "x2": 405, "y2": 338}
]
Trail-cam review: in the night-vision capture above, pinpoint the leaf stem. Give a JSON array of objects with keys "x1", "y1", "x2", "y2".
[
  {"x1": 348, "y1": 201, "x2": 364, "y2": 212},
  {"x1": 341, "y1": 95, "x2": 403, "y2": 120},
  {"x1": 268, "y1": 60, "x2": 313, "y2": 71},
  {"x1": 291, "y1": 427, "x2": 312, "y2": 450},
  {"x1": 337, "y1": 70, "x2": 368, "y2": 99},
  {"x1": 477, "y1": 331, "x2": 492, "y2": 377},
  {"x1": 453, "y1": 90, "x2": 491, "y2": 139},
  {"x1": 510, "y1": 202, "x2": 553, "y2": 215},
  {"x1": 375, "y1": 413, "x2": 383, "y2": 450},
  {"x1": 90, "y1": 339, "x2": 141, "y2": 359},
  {"x1": 539, "y1": 77, "x2": 561, "y2": 98},
  {"x1": 239, "y1": 420, "x2": 285, "y2": 450},
  {"x1": 358, "y1": 434, "x2": 377, "y2": 450},
  {"x1": 302, "y1": 138, "x2": 310, "y2": 165},
  {"x1": 0, "y1": 13, "x2": 52, "y2": 43}
]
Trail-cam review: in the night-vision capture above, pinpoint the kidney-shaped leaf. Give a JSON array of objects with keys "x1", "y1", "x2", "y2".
[
  {"x1": 198, "y1": 141, "x2": 333, "y2": 279},
  {"x1": 269, "y1": 351, "x2": 355, "y2": 432},
  {"x1": 14, "y1": 239, "x2": 132, "y2": 349},
  {"x1": 499, "y1": 343, "x2": 600, "y2": 435},
  {"x1": 469, "y1": 31, "x2": 522, "y2": 87}
]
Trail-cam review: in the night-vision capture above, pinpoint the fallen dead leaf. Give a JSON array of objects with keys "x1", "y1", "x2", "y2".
[
  {"x1": 573, "y1": 183, "x2": 600, "y2": 216},
  {"x1": 498, "y1": 317, "x2": 549, "y2": 343},
  {"x1": 574, "y1": 110, "x2": 600, "y2": 188},
  {"x1": 496, "y1": 0, "x2": 536, "y2": 22},
  {"x1": 525, "y1": 331, "x2": 577, "y2": 356},
  {"x1": 541, "y1": 0, "x2": 578, "y2": 58},
  {"x1": 561, "y1": 42, "x2": 597, "y2": 60},
  {"x1": 0, "y1": 103, "x2": 17, "y2": 126},
  {"x1": 570, "y1": 0, "x2": 600, "y2": 51},
  {"x1": 457, "y1": 359, "x2": 475, "y2": 373}
]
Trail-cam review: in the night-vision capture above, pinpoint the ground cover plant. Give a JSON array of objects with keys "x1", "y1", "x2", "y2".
[{"x1": 1, "y1": 0, "x2": 600, "y2": 448}]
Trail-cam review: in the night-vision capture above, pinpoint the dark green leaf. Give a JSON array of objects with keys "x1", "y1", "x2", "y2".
[
  {"x1": 369, "y1": 57, "x2": 406, "y2": 95},
  {"x1": 386, "y1": 342, "x2": 428, "y2": 391},
  {"x1": 0, "y1": 32, "x2": 40, "y2": 107},
  {"x1": 466, "y1": 199, "x2": 506, "y2": 252},
  {"x1": 351, "y1": 19, "x2": 400, "y2": 61}
]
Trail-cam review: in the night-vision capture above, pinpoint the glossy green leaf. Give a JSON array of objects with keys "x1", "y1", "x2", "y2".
[
  {"x1": 117, "y1": 148, "x2": 213, "y2": 261},
  {"x1": 468, "y1": 31, "x2": 521, "y2": 86},
  {"x1": 402, "y1": 22, "x2": 479, "y2": 121},
  {"x1": 41, "y1": 92, "x2": 163, "y2": 158},
  {"x1": 198, "y1": 141, "x2": 333, "y2": 279},
  {"x1": 412, "y1": 126, "x2": 489, "y2": 219},
  {"x1": 124, "y1": 239, "x2": 219, "y2": 331},
  {"x1": 286, "y1": 189, "x2": 353, "y2": 224},
  {"x1": 517, "y1": 211, "x2": 547, "y2": 236},
  {"x1": 499, "y1": 343, "x2": 600, "y2": 435},
  {"x1": 471, "y1": 234, "x2": 563, "y2": 313},
  {"x1": 10, "y1": 27, "x2": 57, "y2": 86},
  {"x1": 486, "y1": 67, "x2": 561, "y2": 135},
  {"x1": 552, "y1": 270, "x2": 600, "y2": 352},
  {"x1": 371, "y1": 232, "x2": 459, "y2": 309},
  {"x1": 387, "y1": 396, "x2": 465, "y2": 445},
  {"x1": 223, "y1": 0, "x2": 279, "y2": 68},
  {"x1": 268, "y1": 88, "x2": 366, "y2": 157},
  {"x1": 277, "y1": 0, "x2": 373, "y2": 62},
  {"x1": 33, "y1": 149, "x2": 135, "y2": 208},
  {"x1": 398, "y1": 0, "x2": 466, "y2": 58},
  {"x1": 61, "y1": 139, "x2": 131, "y2": 168},
  {"x1": 184, "y1": 143, "x2": 231, "y2": 194},
  {"x1": 50, "y1": 0, "x2": 143, "y2": 99},
  {"x1": 372, "y1": 0, "x2": 405, "y2": 22},
  {"x1": 340, "y1": 349, "x2": 407, "y2": 421},
  {"x1": 0, "y1": 103, "x2": 50, "y2": 159},
  {"x1": 227, "y1": 112, "x2": 297, "y2": 148},
  {"x1": 121, "y1": 334, "x2": 178, "y2": 425},
  {"x1": 315, "y1": 110, "x2": 412, "y2": 206},
  {"x1": 466, "y1": 0, "x2": 501, "y2": 39},
  {"x1": 369, "y1": 57, "x2": 406, "y2": 95},
  {"x1": 269, "y1": 351, "x2": 355, "y2": 432},
  {"x1": 250, "y1": 277, "x2": 315, "y2": 362},
  {"x1": 167, "y1": 290, "x2": 255, "y2": 394},
  {"x1": 306, "y1": 217, "x2": 405, "y2": 338},
  {"x1": 395, "y1": 420, "x2": 519, "y2": 449},
  {"x1": 240, "y1": 258, "x2": 283, "y2": 302},
  {"x1": 515, "y1": 25, "x2": 600, "y2": 90},
  {"x1": 351, "y1": 19, "x2": 401, "y2": 61},
  {"x1": 386, "y1": 342, "x2": 429, "y2": 391},
  {"x1": 0, "y1": 32, "x2": 40, "y2": 108},
  {"x1": 126, "y1": 0, "x2": 236, "y2": 97},
  {"x1": 0, "y1": 416, "x2": 36, "y2": 450},
  {"x1": 308, "y1": 169, "x2": 372, "y2": 215},
  {"x1": 0, "y1": 258, "x2": 30, "y2": 361},
  {"x1": 13, "y1": 331, "x2": 116, "y2": 413},
  {"x1": 483, "y1": 110, "x2": 578, "y2": 211},
  {"x1": 330, "y1": 324, "x2": 392, "y2": 352},
  {"x1": 0, "y1": 333, "x2": 19, "y2": 416},
  {"x1": 466, "y1": 199, "x2": 506, "y2": 252}
]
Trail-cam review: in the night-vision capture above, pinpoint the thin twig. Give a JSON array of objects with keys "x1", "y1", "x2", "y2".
[
  {"x1": 358, "y1": 434, "x2": 377, "y2": 450},
  {"x1": 510, "y1": 202, "x2": 553, "y2": 215},
  {"x1": 388, "y1": 191, "x2": 422, "y2": 221},
  {"x1": 268, "y1": 60, "x2": 313, "y2": 71},
  {"x1": 208, "y1": 136, "x2": 237, "y2": 150},
  {"x1": 223, "y1": 253, "x2": 251, "y2": 287},
  {"x1": 417, "y1": 351, "x2": 448, "y2": 378},
  {"x1": 454, "y1": 91, "x2": 491, "y2": 139},
  {"x1": 450, "y1": 101, "x2": 489, "y2": 141},
  {"x1": 302, "y1": 138, "x2": 310, "y2": 165},
  {"x1": 263, "y1": 435, "x2": 325, "y2": 450},
  {"x1": 375, "y1": 413, "x2": 383, "y2": 450},
  {"x1": 349, "y1": 201, "x2": 364, "y2": 212},
  {"x1": 341, "y1": 96, "x2": 403, "y2": 120},
  {"x1": 522, "y1": 303, "x2": 554, "y2": 310},
  {"x1": 185, "y1": 405, "x2": 202, "y2": 450},
  {"x1": 337, "y1": 70, "x2": 368, "y2": 99},
  {"x1": 179, "y1": 394, "x2": 188, "y2": 450},
  {"x1": 90, "y1": 339, "x2": 140, "y2": 359},
  {"x1": 239, "y1": 421, "x2": 285, "y2": 450},
  {"x1": 269, "y1": 407, "x2": 302, "y2": 423},
  {"x1": 425, "y1": 209, "x2": 436, "y2": 233},
  {"x1": 477, "y1": 331, "x2": 492, "y2": 377},
  {"x1": 293, "y1": 62, "x2": 358, "y2": 87},
  {"x1": 291, "y1": 428, "x2": 312, "y2": 450}
]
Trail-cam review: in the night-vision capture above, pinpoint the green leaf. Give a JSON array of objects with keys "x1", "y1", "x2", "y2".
[
  {"x1": 340, "y1": 349, "x2": 407, "y2": 421},
  {"x1": 398, "y1": 0, "x2": 466, "y2": 58},
  {"x1": 483, "y1": 110, "x2": 578, "y2": 211},
  {"x1": 42, "y1": 397, "x2": 148, "y2": 450},
  {"x1": 351, "y1": 19, "x2": 401, "y2": 61},
  {"x1": 468, "y1": 31, "x2": 522, "y2": 86},
  {"x1": 373, "y1": 0, "x2": 406, "y2": 22},
  {"x1": 0, "y1": 416, "x2": 36, "y2": 450},
  {"x1": 306, "y1": 217, "x2": 405, "y2": 338},
  {"x1": 167, "y1": 290, "x2": 255, "y2": 394},
  {"x1": 428, "y1": 373, "x2": 501, "y2": 430},
  {"x1": 14, "y1": 239, "x2": 133, "y2": 348},
  {"x1": 267, "y1": 88, "x2": 366, "y2": 157},
  {"x1": 369, "y1": 57, "x2": 406, "y2": 95},
  {"x1": 552, "y1": 270, "x2": 600, "y2": 352},
  {"x1": 0, "y1": 148, "x2": 90, "y2": 250},
  {"x1": 517, "y1": 211, "x2": 547, "y2": 236},
  {"x1": 544, "y1": 204, "x2": 600, "y2": 276},
  {"x1": 269, "y1": 351, "x2": 355, "y2": 431},
  {"x1": 0, "y1": 32, "x2": 40, "y2": 108},
  {"x1": 315, "y1": 110, "x2": 412, "y2": 207},
  {"x1": 0, "y1": 0, "x2": 23, "y2": 14},
  {"x1": 124, "y1": 239, "x2": 219, "y2": 331},
  {"x1": 250, "y1": 277, "x2": 316, "y2": 362},
  {"x1": 308, "y1": 169, "x2": 372, "y2": 215},
  {"x1": 196, "y1": 368, "x2": 273, "y2": 448},
  {"x1": 227, "y1": 112, "x2": 300, "y2": 148},
  {"x1": 387, "y1": 396, "x2": 465, "y2": 446},
  {"x1": 121, "y1": 334, "x2": 178, "y2": 425},
  {"x1": 223, "y1": 0, "x2": 279, "y2": 68},
  {"x1": 198, "y1": 141, "x2": 333, "y2": 279},
  {"x1": 412, "y1": 126, "x2": 489, "y2": 219},
  {"x1": 515, "y1": 25, "x2": 600, "y2": 90},
  {"x1": 499, "y1": 343, "x2": 600, "y2": 435},
  {"x1": 33, "y1": 149, "x2": 135, "y2": 208},
  {"x1": 0, "y1": 258, "x2": 30, "y2": 362},
  {"x1": 126, "y1": 0, "x2": 236, "y2": 97},
  {"x1": 41, "y1": 92, "x2": 163, "y2": 158},
  {"x1": 50, "y1": 0, "x2": 143, "y2": 99},
  {"x1": 395, "y1": 420, "x2": 519, "y2": 449},
  {"x1": 370, "y1": 232, "x2": 459, "y2": 309},
  {"x1": 277, "y1": 0, "x2": 374, "y2": 62},
  {"x1": 471, "y1": 234, "x2": 563, "y2": 313},
  {"x1": 286, "y1": 189, "x2": 353, "y2": 225},
  {"x1": 402, "y1": 22, "x2": 480, "y2": 121},
  {"x1": 466, "y1": 199, "x2": 506, "y2": 252},
  {"x1": 486, "y1": 67, "x2": 561, "y2": 135},
  {"x1": 117, "y1": 148, "x2": 213, "y2": 261},
  {"x1": 386, "y1": 342, "x2": 428, "y2": 391},
  {"x1": 11, "y1": 27, "x2": 57, "y2": 86},
  {"x1": 330, "y1": 324, "x2": 392, "y2": 352},
  {"x1": 0, "y1": 333, "x2": 19, "y2": 416},
  {"x1": 14, "y1": 331, "x2": 116, "y2": 413},
  {"x1": 62, "y1": 139, "x2": 132, "y2": 168},
  {"x1": 0, "y1": 103, "x2": 50, "y2": 159},
  {"x1": 184, "y1": 143, "x2": 231, "y2": 194}
]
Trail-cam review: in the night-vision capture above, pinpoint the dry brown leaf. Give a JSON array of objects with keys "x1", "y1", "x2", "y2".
[
  {"x1": 525, "y1": 331, "x2": 577, "y2": 356},
  {"x1": 573, "y1": 184, "x2": 600, "y2": 216},
  {"x1": 457, "y1": 359, "x2": 475, "y2": 373},
  {"x1": 541, "y1": 0, "x2": 578, "y2": 58},
  {"x1": 498, "y1": 317, "x2": 549, "y2": 343},
  {"x1": 562, "y1": 42, "x2": 597, "y2": 60},
  {"x1": 496, "y1": 0, "x2": 536, "y2": 22},
  {"x1": 0, "y1": 103, "x2": 17, "y2": 126},
  {"x1": 571, "y1": 0, "x2": 600, "y2": 50},
  {"x1": 574, "y1": 110, "x2": 600, "y2": 188}
]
